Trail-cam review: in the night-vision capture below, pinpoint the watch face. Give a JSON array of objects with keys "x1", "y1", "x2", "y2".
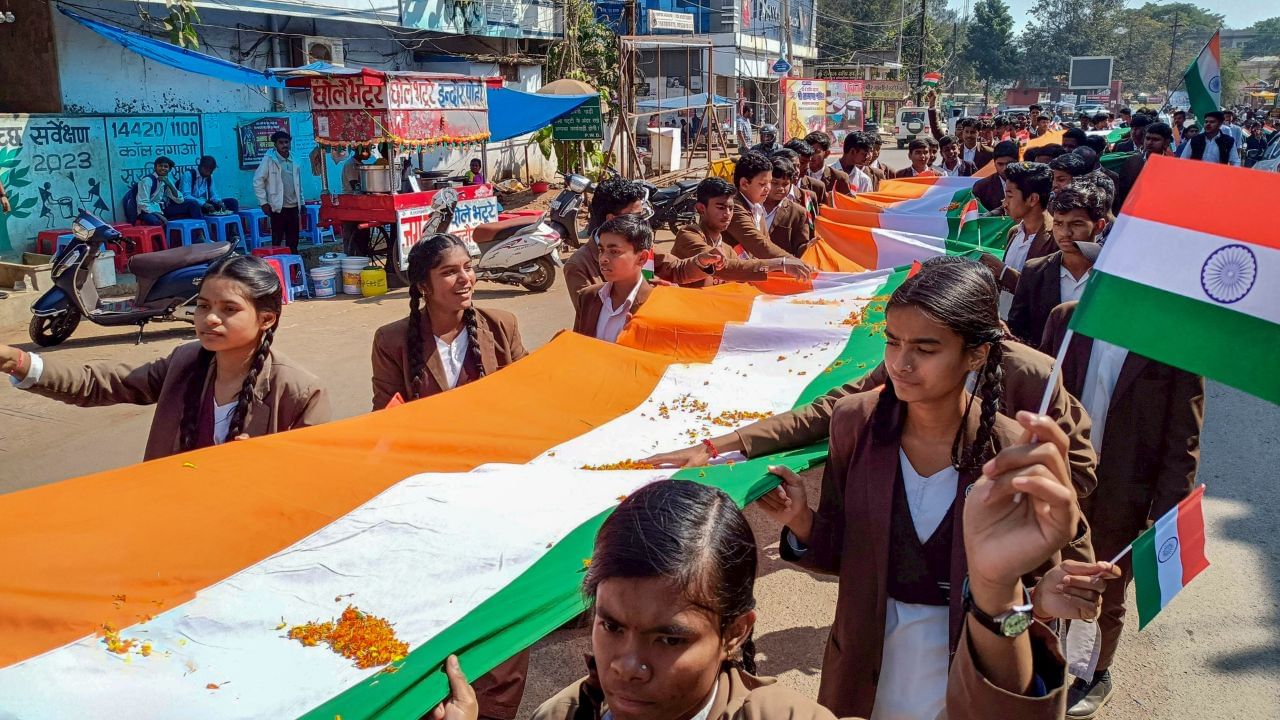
[{"x1": 1001, "y1": 612, "x2": 1033, "y2": 637}]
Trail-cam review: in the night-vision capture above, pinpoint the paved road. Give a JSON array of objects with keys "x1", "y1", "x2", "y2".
[{"x1": 2, "y1": 162, "x2": 1277, "y2": 718}]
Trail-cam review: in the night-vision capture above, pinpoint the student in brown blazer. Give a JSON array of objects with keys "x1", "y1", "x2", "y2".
[
  {"x1": 1041, "y1": 301, "x2": 1204, "y2": 718},
  {"x1": 870, "y1": 136, "x2": 897, "y2": 181},
  {"x1": 1, "y1": 254, "x2": 329, "y2": 461},
  {"x1": 724, "y1": 152, "x2": 810, "y2": 265},
  {"x1": 978, "y1": 162, "x2": 1057, "y2": 294},
  {"x1": 368, "y1": 232, "x2": 530, "y2": 718},
  {"x1": 757, "y1": 261, "x2": 1076, "y2": 719},
  {"x1": 895, "y1": 139, "x2": 940, "y2": 178},
  {"x1": 572, "y1": 216, "x2": 658, "y2": 342},
  {"x1": 432, "y1": 475, "x2": 1083, "y2": 720},
  {"x1": 803, "y1": 130, "x2": 853, "y2": 201},
  {"x1": 783, "y1": 137, "x2": 829, "y2": 204},
  {"x1": 1008, "y1": 183, "x2": 1108, "y2": 344},
  {"x1": 971, "y1": 141, "x2": 1020, "y2": 214},
  {"x1": 671, "y1": 178, "x2": 802, "y2": 287},
  {"x1": 763, "y1": 156, "x2": 812, "y2": 257},
  {"x1": 564, "y1": 178, "x2": 647, "y2": 310}
]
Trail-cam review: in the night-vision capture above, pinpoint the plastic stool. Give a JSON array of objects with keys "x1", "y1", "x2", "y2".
[
  {"x1": 236, "y1": 209, "x2": 272, "y2": 249},
  {"x1": 251, "y1": 247, "x2": 290, "y2": 258},
  {"x1": 301, "y1": 204, "x2": 336, "y2": 246},
  {"x1": 37, "y1": 229, "x2": 72, "y2": 255},
  {"x1": 273, "y1": 254, "x2": 310, "y2": 301},
  {"x1": 205, "y1": 215, "x2": 244, "y2": 250},
  {"x1": 165, "y1": 218, "x2": 209, "y2": 248},
  {"x1": 118, "y1": 225, "x2": 164, "y2": 256},
  {"x1": 262, "y1": 257, "x2": 291, "y2": 305}
]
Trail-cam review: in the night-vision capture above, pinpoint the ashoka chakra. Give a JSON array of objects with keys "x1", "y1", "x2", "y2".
[{"x1": 1201, "y1": 244, "x2": 1257, "y2": 304}]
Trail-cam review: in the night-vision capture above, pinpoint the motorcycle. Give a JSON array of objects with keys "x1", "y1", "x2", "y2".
[
  {"x1": 456, "y1": 180, "x2": 576, "y2": 293},
  {"x1": 641, "y1": 178, "x2": 701, "y2": 236},
  {"x1": 29, "y1": 210, "x2": 234, "y2": 346}
]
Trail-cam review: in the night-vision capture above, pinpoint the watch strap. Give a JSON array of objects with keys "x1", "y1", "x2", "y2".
[{"x1": 962, "y1": 577, "x2": 1034, "y2": 637}]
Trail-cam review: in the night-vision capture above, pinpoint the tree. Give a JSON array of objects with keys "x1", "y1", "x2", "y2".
[
  {"x1": 963, "y1": 0, "x2": 1019, "y2": 101},
  {"x1": 1247, "y1": 17, "x2": 1280, "y2": 58},
  {"x1": 1018, "y1": 0, "x2": 1126, "y2": 86}
]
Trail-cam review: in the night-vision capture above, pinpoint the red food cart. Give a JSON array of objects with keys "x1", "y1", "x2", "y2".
[{"x1": 278, "y1": 66, "x2": 504, "y2": 281}]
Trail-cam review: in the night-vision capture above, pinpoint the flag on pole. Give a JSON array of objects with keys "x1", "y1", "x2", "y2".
[
  {"x1": 1070, "y1": 155, "x2": 1280, "y2": 404},
  {"x1": 1183, "y1": 29, "x2": 1222, "y2": 120},
  {"x1": 1131, "y1": 486, "x2": 1210, "y2": 629},
  {"x1": 922, "y1": 71, "x2": 941, "y2": 88}
]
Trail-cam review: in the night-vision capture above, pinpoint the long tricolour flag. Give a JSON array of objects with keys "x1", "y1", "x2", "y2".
[
  {"x1": 1070, "y1": 155, "x2": 1279, "y2": 404},
  {"x1": 1132, "y1": 486, "x2": 1210, "y2": 629},
  {"x1": 1184, "y1": 30, "x2": 1222, "y2": 121},
  {"x1": 0, "y1": 269, "x2": 907, "y2": 719}
]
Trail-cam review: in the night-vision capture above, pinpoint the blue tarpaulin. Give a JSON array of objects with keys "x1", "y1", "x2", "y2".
[
  {"x1": 58, "y1": 8, "x2": 592, "y2": 142},
  {"x1": 59, "y1": 7, "x2": 284, "y2": 88}
]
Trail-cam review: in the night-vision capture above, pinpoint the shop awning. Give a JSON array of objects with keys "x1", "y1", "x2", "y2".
[
  {"x1": 637, "y1": 93, "x2": 734, "y2": 111},
  {"x1": 58, "y1": 7, "x2": 284, "y2": 88},
  {"x1": 488, "y1": 88, "x2": 597, "y2": 142}
]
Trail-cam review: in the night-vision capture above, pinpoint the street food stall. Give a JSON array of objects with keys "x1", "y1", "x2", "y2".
[{"x1": 277, "y1": 66, "x2": 504, "y2": 280}]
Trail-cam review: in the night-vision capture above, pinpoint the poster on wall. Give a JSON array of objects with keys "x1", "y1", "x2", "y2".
[
  {"x1": 0, "y1": 116, "x2": 113, "y2": 253},
  {"x1": 237, "y1": 117, "x2": 291, "y2": 169},
  {"x1": 105, "y1": 115, "x2": 202, "y2": 219},
  {"x1": 399, "y1": 0, "x2": 560, "y2": 40},
  {"x1": 825, "y1": 80, "x2": 865, "y2": 143},
  {"x1": 781, "y1": 78, "x2": 828, "y2": 141}
]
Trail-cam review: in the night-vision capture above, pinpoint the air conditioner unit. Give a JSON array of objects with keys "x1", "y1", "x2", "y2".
[{"x1": 291, "y1": 36, "x2": 345, "y2": 67}]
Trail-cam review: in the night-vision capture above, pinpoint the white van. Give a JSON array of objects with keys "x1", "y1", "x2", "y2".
[{"x1": 895, "y1": 107, "x2": 929, "y2": 149}]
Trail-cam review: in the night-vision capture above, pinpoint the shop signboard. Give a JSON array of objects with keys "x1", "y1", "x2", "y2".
[
  {"x1": 863, "y1": 80, "x2": 909, "y2": 101},
  {"x1": 825, "y1": 79, "x2": 865, "y2": 142},
  {"x1": 395, "y1": 187, "x2": 502, "y2": 269},
  {"x1": 648, "y1": 9, "x2": 694, "y2": 32},
  {"x1": 552, "y1": 96, "x2": 603, "y2": 141},
  {"x1": 781, "y1": 78, "x2": 827, "y2": 141},
  {"x1": 743, "y1": 0, "x2": 815, "y2": 48},
  {"x1": 309, "y1": 76, "x2": 489, "y2": 149},
  {"x1": 237, "y1": 117, "x2": 291, "y2": 169}
]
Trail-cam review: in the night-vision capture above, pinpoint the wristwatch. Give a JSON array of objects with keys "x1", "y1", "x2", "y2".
[{"x1": 961, "y1": 576, "x2": 1034, "y2": 638}]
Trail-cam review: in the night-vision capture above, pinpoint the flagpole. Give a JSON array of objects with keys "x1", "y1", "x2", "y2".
[{"x1": 1037, "y1": 328, "x2": 1073, "y2": 416}]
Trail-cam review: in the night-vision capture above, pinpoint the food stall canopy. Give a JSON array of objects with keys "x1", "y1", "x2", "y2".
[
  {"x1": 488, "y1": 88, "x2": 596, "y2": 142},
  {"x1": 637, "y1": 93, "x2": 735, "y2": 111}
]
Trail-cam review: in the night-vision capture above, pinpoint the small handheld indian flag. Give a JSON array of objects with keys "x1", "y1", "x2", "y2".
[
  {"x1": 642, "y1": 257, "x2": 655, "y2": 281},
  {"x1": 1131, "y1": 485, "x2": 1210, "y2": 629},
  {"x1": 922, "y1": 72, "x2": 941, "y2": 88}
]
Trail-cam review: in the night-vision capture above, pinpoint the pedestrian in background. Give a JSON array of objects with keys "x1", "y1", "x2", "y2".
[{"x1": 253, "y1": 131, "x2": 304, "y2": 253}]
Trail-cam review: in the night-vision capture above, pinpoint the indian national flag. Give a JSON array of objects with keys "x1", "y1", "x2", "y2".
[
  {"x1": 1132, "y1": 486, "x2": 1210, "y2": 629},
  {"x1": 642, "y1": 256, "x2": 655, "y2": 280},
  {"x1": 0, "y1": 269, "x2": 907, "y2": 719},
  {"x1": 922, "y1": 71, "x2": 941, "y2": 87},
  {"x1": 1184, "y1": 30, "x2": 1222, "y2": 121},
  {"x1": 1070, "y1": 155, "x2": 1280, "y2": 404}
]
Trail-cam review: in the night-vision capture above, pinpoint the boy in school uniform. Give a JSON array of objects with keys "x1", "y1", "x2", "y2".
[
  {"x1": 978, "y1": 161, "x2": 1057, "y2": 295},
  {"x1": 804, "y1": 130, "x2": 854, "y2": 202},
  {"x1": 724, "y1": 151, "x2": 808, "y2": 265},
  {"x1": 763, "y1": 155, "x2": 812, "y2": 257},
  {"x1": 895, "y1": 139, "x2": 939, "y2": 178},
  {"x1": 672, "y1": 178, "x2": 805, "y2": 287},
  {"x1": 1041, "y1": 301, "x2": 1204, "y2": 718},
  {"x1": 573, "y1": 215, "x2": 654, "y2": 343}
]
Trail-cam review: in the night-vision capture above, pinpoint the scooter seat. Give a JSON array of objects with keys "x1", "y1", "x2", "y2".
[
  {"x1": 472, "y1": 217, "x2": 535, "y2": 246},
  {"x1": 130, "y1": 242, "x2": 232, "y2": 301},
  {"x1": 675, "y1": 179, "x2": 701, "y2": 190}
]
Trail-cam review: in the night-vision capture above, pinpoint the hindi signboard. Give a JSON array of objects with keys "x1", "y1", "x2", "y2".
[
  {"x1": 648, "y1": 9, "x2": 694, "y2": 32},
  {"x1": 782, "y1": 78, "x2": 827, "y2": 141},
  {"x1": 552, "y1": 96, "x2": 603, "y2": 141},
  {"x1": 825, "y1": 79, "x2": 865, "y2": 143}
]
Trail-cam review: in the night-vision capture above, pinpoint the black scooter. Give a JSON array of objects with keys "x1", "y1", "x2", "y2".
[{"x1": 29, "y1": 210, "x2": 234, "y2": 346}]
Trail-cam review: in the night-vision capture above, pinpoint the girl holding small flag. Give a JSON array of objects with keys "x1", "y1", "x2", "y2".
[{"x1": 0, "y1": 254, "x2": 329, "y2": 459}]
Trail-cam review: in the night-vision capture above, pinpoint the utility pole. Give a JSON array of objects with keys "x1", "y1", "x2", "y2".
[
  {"x1": 896, "y1": 0, "x2": 906, "y2": 67},
  {"x1": 915, "y1": 0, "x2": 926, "y2": 103},
  {"x1": 781, "y1": 0, "x2": 795, "y2": 67},
  {"x1": 1164, "y1": 11, "x2": 1182, "y2": 99}
]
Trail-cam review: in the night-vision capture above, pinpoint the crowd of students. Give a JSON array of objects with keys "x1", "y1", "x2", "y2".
[{"x1": 0, "y1": 109, "x2": 1213, "y2": 719}]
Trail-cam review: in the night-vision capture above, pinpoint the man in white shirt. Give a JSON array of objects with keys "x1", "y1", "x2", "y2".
[
  {"x1": 1178, "y1": 111, "x2": 1241, "y2": 166},
  {"x1": 571, "y1": 215, "x2": 655, "y2": 343},
  {"x1": 831, "y1": 130, "x2": 875, "y2": 193}
]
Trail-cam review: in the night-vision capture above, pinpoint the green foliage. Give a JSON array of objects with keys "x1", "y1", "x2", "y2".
[
  {"x1": 817, "y1": 0, "x2": 962, "y2": 91},
  {"x1": 963, "y1": 0, "x2": 1018, "y2": 97},
  {"x1": 161, "y1": 0, "x2": 201, "y2": 49},
  {"x1": 532, "y1": 127, "x2": 555, "y2": 160},
  {"x1": 546, "y1": 0, "x2": 617, "y2": 110},
  {"x1": 1247, "y1": 17, "x2": 1280, "y2": 58}
]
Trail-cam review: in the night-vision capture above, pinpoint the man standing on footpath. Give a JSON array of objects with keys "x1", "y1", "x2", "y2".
[{"x1": 253, "y1": 131, "x2": 304, "y2": 253}]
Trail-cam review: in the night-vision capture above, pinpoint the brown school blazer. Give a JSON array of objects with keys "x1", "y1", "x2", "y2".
[
  {"x1": 26, "y1": 341, "x2": 330, "y2": 461},
  {"x1": 768, "y1": 198, "x2": 811, "y2": 257},
  {"x1": 737, "y1": 338, "x2": 1098, "y2": 497},
  {"x1": 726, "y1": 192, "x2": 795, "y2": 260},
  {"x1": 533, "y1": 645, "x2": 1066, "y2": 720},
  {"x1": 370, "y1": 306, "x2": 526, "y2": 410},
  {"x1": 996, "y1": 214, "x2": 1057, "y2": 293},
  {"x1": 671, "y1": 225, "x2": 770, "y2": 287},
  {"x1": 1008, "y1": 251, "x2": 1076, "y2": 345},
  {"x1": 972, "y1": 173, "x2": 1005, "y2": 214},
  {"x1": 572, "y1": 279, "x2": 654, "y2": 338},
  {"x1": 1112, "y1": 153, "x2": 1146, "y2": 214},
  {"x1": 1041, "y1": 302, "x2": 1205, "y2": 556},
  {"x1": 800, "y1": 174, "x2": 827, "y2": 205},
  {"x1": 789, "y1": 392, "x2": 1039, "y2": 718},
  {"x1": 564, "y1": 239, "x2": 710, "y2": 310},
  {"x1": 819, "y1": 164, "x2": 853, "y2": 200}
]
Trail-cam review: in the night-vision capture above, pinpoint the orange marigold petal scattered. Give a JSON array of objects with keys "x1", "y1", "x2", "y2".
[{"x1": 287, "y1": 605, "x2": 409, "y2": 670}]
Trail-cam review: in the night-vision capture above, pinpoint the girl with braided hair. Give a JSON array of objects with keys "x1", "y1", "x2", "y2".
[
  {"x1": 370, "y1": 233, "x2": 526, "y2": 410},
  {"x1": 756, "y1": 260, "x2": 1031, "y2": 720},
  {"x1": 1, "y1": 254, "x2": 329, "y2": 460}
]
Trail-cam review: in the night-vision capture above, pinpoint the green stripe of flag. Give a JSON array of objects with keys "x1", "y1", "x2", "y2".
[
  {"x1": 1071, "y1": 272, "x2": 1280, "y2": 404},
  {"x1": 1130, "y1": 526, "x2": 1165, "y2": 629},
  {"x1": 301, "y1": 269, "x2": 910, "y2": 719}
]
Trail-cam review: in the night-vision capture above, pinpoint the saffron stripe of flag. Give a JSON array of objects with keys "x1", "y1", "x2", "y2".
[{"x1": 1131, "y1": 486, "x2": 1210, "y2": 629}]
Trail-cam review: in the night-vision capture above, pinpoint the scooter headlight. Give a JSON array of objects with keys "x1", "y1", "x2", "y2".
[
  {"x1": 567, "y1": 174, "x2": 591, "y2": 193},
  {"x1": 71, "y1": 216, "x2": 95, "y2": 241}
]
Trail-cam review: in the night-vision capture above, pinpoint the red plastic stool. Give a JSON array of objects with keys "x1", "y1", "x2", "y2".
[
  {"x1": 36, "y1": 229, "x2": 73, "y2": 255},
  {"x1": 118, "y1": 225, "x2": 164, "y2": 254},
  {"x1": 251, "y1": 247, "x2": 290, "y2": 258},
  {"x1": 262, "y1": 257, "x2": 291, "y2": 305}
]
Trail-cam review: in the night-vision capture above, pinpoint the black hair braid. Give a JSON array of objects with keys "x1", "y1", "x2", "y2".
[
  {"x1": 954, "y1": 340, "x2": 1005, "y2": 471},
  {"x1": 225, "y1": 326, "x2": 275, "y2": 441},
  {"x1": 463, "y1": 307, "x2": 485, "y2": 379},
  {"x1": 406, "y1": 284, "x2": 428, "y2": 399},
  {"x1": 178, "y1": 348, "x2": 216, "y2": 451},
  {"x1": 737, "y1": 630, "x2": 759, "y2": 675}
]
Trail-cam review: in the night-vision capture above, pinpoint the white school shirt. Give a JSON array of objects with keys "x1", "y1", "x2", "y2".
[
  {"x1": 434, "y1": 332, "x2": 471, "y2": 389},
  {"x1": 1179, "y1": 131, "x2": 1241, "y2": 166},
  {"x1": 763, "y1": 202, "x2": 781, "y2": 231},
  {"x1": 594, "y1": 280, "x2": 642, "y2": 343},
  {"x1": 1003, "y1": 223, "x2": 1035, "y2": 273},
  {"x1": 844, "y1": 163, "x2": 875, "y2": 193},
  {"x1": 1059, "y1": 265, "x2": 1090, "y2": 303},
  {"x1": 870, "y1": 450, "x2": 956, "y2": 720},
  {"x1": 1080, "y1": 338, "x2": 1129, "y2": 452},
  {"x1": 962, "y1": 144, "x2": 977, "y2": 164}
]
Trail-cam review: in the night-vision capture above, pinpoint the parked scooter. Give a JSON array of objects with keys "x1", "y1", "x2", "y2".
[
  {"x1": 641, "y1": 178, "x2": 701, "y2": 235},
  {"x1": 454, "y1": 180, "x2": 574, "y2": 293},
  {"x1": 29, "y1": 210, "x2": 234, "y2": 346}
]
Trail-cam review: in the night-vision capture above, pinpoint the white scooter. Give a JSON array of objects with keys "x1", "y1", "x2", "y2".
[{"x1": 464, "y1": 176, "x2": 590, "y2": 293}]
